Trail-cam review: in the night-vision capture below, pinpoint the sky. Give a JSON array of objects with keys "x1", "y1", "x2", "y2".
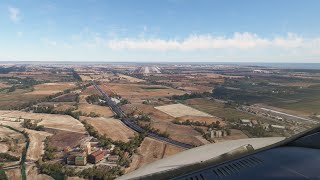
[{"x1": 0, "y1": 0, "x2": 320, "y2": 62}]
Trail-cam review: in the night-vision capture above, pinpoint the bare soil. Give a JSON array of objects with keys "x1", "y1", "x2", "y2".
[{"x1": 82, "y1": 117, "x2": 135, "y2": 142}]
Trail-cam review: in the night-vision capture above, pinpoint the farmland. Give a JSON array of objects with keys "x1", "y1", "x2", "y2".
[
  {"x1": 125, "y1": 137, "x2": 183, "y2": 173},
  {"x1": 0, "y1": 111, "x2": 86, "y2": 133},
  {"x1": 81, "y1": 117, "x2": 135, "y2": 142},
  {"x1": 185, "y1": 98, "x2": 261, "y2": 122},
  {"x1": 155, "y1": 103, "x2": 213, "y2": 118},
  {"x1": 100, "y1": 83, "x2": 185, "y2": 103},
  {"x1": 25, "y1": 129, "x2": 52, "y2": 161},
  {"x1": 26, "y1": 82, "x2": 76, "y2": 95},
  {"x1": 0, "y1": 63, "x2": 319, "y2": 179}
]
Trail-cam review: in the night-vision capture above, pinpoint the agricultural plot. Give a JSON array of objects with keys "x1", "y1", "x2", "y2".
[
  {"x1": 155, "y1": 103, "x2": 213, "y2": 118},
  {"x1": 185, "y1": 98, "x2": 261, "y2": 122},
  {"x1": 151, "y1": 122, "x2": 205, "y2": 146},
  {"x1": 0, "y1": 111, "x2": 86, "y2": 133},
  {"x1": 0, "y1": 89, "x2": 46, "y2": 110},
  {"x1": 5, "y1": 168, "x2": 22, "y2": 180},
  {"x1": 0, "y1": 82, "x2": 9, "y2": 88},
  {"x1": 100, "y1": 83, "x2": 185, "y2": 103},
  {"x1": 78, "y1": 103, "x2": 114, "y2": 117},
  {"x1": 117, "y1": 74, "x2": 145, "y2": 83},
  {"x1": 0, "y1": 126, "x2": 26, "y2": 158},
  {"x1": 122, "y1": 104, "x2": 174, "y2": 122},
  {"x1": 26, "y1": 82, "x2": 76, "y2": 95},
  {"x1": 25, "y1": 129, "x2": 52, "y2": 161},
  {"x1": 45, "y1": 128, "x2": 86, "y2": 151},
  {"x1": 81, "y1": 85, "x2": 100, "y2": 95},
  {"x1": 126, "y1": 137, "x2": 183, "y2": 173},
  {"x1": 82, "y1": 117, "x2": 135, "y2": 142}
]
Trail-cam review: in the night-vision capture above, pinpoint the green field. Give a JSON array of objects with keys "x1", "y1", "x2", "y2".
[{"x1": 184, "y1": 98, "x2": 260, "y2": 122}]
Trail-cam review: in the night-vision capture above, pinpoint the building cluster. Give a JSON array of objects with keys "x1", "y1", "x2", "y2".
[
  {"x1": 65, "y1": 140, "x2": 119, "y2": 166},
  {"x1": 239, "y1": 119, "x2": 285, "y2": 130},
  {"x1": 209, "y1": 128, "x2": 227, "y2": 138}
]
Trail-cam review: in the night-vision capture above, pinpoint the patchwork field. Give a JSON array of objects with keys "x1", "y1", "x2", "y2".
[
  {"x1": 185, "y1": 98, "x2": 262, "y2": 122},
  {"x1": 100, "y1": 83, "x2": 185, "y2": 103},
  {"x1": 0, "y1": 111, "x2": 86, "y2": 133},
  {"x1": 78, "y1": 103, "x2": 114, "y2": 117},
  {"x1": 45, "y1": 128, "x2": 86, "y2": 151},
  {"x1": 26, "y1": 82, "x2": 76, "y2": 95},
  {"x1": 0, "y1": 89, "x2": 46, "y2": 109},
  {"x1": 122, "y1": 104, "x2": 174, "y2": 122},
  {"x1": 125, "y1": 137, "x2": 183, "y2": 173},
  {"x1": 155, "y1": 103, "x2": 213, "y2": 118},
  {"x1": 82, "y1": 117, "x2": 135, "y2": 142},
  {"x1": 151, "y1": 122, "x2": 205, "y2": 146}
]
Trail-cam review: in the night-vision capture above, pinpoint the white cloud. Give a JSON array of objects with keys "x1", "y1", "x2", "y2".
[
  {"x1": 107, "y1": 32, "x2": 314, "y2": 51},
  {"x1": 17, "y1": 31, "x2": 23, "y2": 37},
  {"x1": 8, "y1": 7, "x2": 21, "y2": 23}
]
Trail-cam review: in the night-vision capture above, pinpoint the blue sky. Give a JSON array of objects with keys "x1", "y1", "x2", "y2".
[{"x1": 1, "y1": 0, "x2": 320, "y2": 62}]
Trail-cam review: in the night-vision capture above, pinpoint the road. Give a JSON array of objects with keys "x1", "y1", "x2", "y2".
[{"x1": 91, "y1": 81, "x2": 193, "y2": 149}]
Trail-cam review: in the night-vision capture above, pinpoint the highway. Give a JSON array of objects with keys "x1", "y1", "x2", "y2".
[{"x1": 91, "y1": 81, "x2": 194, "y2": 149}]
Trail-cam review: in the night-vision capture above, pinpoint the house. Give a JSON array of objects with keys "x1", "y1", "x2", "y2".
[
  {"x1": 75, "y1": 156, "x2": 87, "y2": 166},
  {"x1": 88, "y1": 149, "x2": 105, "y2": 164},
  {"x1": 107, "y1": 155, "x2": 119, "y2": 162},
  {"x1": 271, "y1": 125, "x2": 285, "y2": 130},
  {"x1": 67, "y1": 152, "x2": 86, "y2": 165},
  {"x1": 251, "y1": 120, "x2": 258, "y2": 126},
  {"x1": 240, "y1": 119, "x2": 252, "y2": 126},
  {"x1": 80, "y1": 142, "x2": 91, "y2": 155},
  {"x1": 210, "y1": 130, "x2": 227, "y2": 138}
]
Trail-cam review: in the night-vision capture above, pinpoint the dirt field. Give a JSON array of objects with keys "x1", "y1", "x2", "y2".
[
  {"x1": 155, "y1": 103, "x2": 213, "y2": 118},
  {"x1": 125, "y1": 137, "x2": 184, "y2": 173},
  {"x1": 100, "y1": 83, "x2": 185, "y2": 103},
  {"x1": 118, "y1": 74, "x2": 145, "y2": 83},
  {"x1": 5, "y1": 168, "x2": 21, "y2": 180},
  {"x1": 82, "y1": 117, "x2": 135, "y2": 142},
  {"x1": 163, "y1": 144, "x2": 184, "y2": 158},
  {"x1": 45, "y1": 128, "x2": 86, "y2": 151},
  {"x1": 0, "y1": 143, "x2": 9, "y2": 153},
  {"x1": 122, "y1": 103, "x2": 174, "y2": 122},
  {"x1": 0, "y1": 111, "x2": 86, "y2": 133},
  {"x1": 26, "y1": 82, "x2": 76, "y2": 95},
  {"x1": 25, "y1": 129, "x2": 52, "y2": 161},
  {"x1": 0, "y1": 82, "x2": 9, "y2": 88},
  {"x1": 81, "y1": 85, "x2": 100, "y2": 95},
  {"x1": 0, "y1": 125, "x2": 26, "y2": 158},
  {"x1": 78, "y1": 103, "x2": 114, "y2": 117},
  {"x1": 0, "y1": 89, "x2": 47, "y2": 110},
  {"x1": 151, "y1": 122, "x2": 205, "y2": 146}
]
